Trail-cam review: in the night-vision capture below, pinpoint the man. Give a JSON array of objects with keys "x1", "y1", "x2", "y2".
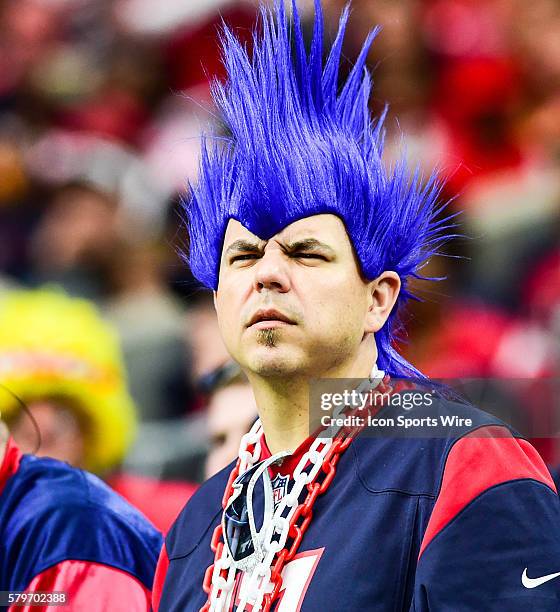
[
  {"x1": 0, "y1": 416, "x2": 162, "y2": 610},
  {"x1": 201, "y1": 361, "x2": 258, "y2": 479},
  {"x1": 154, "y1": 2, "x2": 560, "y2": 610}
]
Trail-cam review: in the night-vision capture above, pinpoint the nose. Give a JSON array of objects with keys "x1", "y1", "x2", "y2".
[{"x1": 253, "y1": 250, "x2": 290, "y2": 293}]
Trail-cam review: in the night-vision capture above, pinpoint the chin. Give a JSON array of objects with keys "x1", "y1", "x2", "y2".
[{"x1": 246, "y1": 346, "x2": 305, "y2": 377}]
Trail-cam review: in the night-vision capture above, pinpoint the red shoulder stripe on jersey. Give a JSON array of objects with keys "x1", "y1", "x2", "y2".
[
  {"x1": 418, "y1": 425, "x2": 556, "y2": 559},
  {"x1": 0, "y1": 437, "x2": 22, "y2": 497},
  {"x1": 152, "y1": 543, "x2": 170, "y2": 612},
  {"x1": 12, "y1": 560, "x2": 151, "y2": 612}
]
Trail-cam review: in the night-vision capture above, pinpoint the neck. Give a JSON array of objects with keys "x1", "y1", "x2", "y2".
[{"x1": 248, "y1": 338, "x2": 378, "y2": 455}]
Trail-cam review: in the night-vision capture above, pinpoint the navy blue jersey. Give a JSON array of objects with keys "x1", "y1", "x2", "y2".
[
  {"x1": 549, "y1": 465, "x2": 560, "y2": 493},
  {"x1": 0, "y1": 439, "x2": 163, "y2": 610},
  {"x1": 155, "y1": 398, "x2": 560, "y2": 611}
]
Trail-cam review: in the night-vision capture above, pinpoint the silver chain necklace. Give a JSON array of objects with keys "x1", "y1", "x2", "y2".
[{"x1": 207, "y1": 366, "x2": 385, "y2": 611}]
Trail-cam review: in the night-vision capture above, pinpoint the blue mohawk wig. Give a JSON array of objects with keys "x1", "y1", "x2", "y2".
[{"x1": 186, "y1": 0, "x2": 455, "y2": 377}]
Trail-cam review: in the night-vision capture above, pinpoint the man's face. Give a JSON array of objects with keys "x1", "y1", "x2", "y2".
[{"x1": 215, "y1": 214, "x2": 378, "y2": 378}]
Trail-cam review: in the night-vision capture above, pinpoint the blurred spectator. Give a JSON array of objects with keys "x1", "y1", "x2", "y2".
[
  {"x1": 413, "y1": 300, "x2": 560, "y2": 464},
  {"x1": 0, "y1": 0, "x2": 61, "y2": 98},
  {"x1": 525, "y1": 248, "x2": 560, "y2": 330},
  {"x1": 104, "y1": 240, "x2": 196, "y2": 421},
  {"x1": 201, "y1": 361, "x2": 258, "y2": 479},
  {"x1": 29, "y1": 180, "x2": 120, "y2": 299},
  {"x1": 0, "y1": 288, "x2": 136, "y2": 474},
  {"x1": 326, "y1": 0, "x2": 430, "y2": 118},
  {"x1": 417, "y1": 302, "x2": 557, "y2": 380},
  {"x1": 186, "y1": 291, "x2": 231, "y2": 381},
  {"x1": 0, "y1": 288, "x2": 198, "y2": 532}
]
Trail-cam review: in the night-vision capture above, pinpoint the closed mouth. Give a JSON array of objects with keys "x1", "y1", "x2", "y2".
[{"x1": 247, "y1": 309, "x2": 296, "y2": 327}]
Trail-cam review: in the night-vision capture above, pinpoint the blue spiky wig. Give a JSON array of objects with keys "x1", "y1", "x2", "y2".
[{"x1": 185, "y1": 0, "x2": 454, "y2": 377}]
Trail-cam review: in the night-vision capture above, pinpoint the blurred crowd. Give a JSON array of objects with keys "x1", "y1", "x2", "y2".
[{"x1": 0, "y1": 0, "x2": 559, "y2": 530}]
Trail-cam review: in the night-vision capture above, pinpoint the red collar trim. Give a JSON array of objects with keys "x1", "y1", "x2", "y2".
[
  {"x1": 260, "y1": 432, "x2": 314, "y2": 477},
  {"x1": 0, "y1": 437, "x2": 22, "y2": 497}
]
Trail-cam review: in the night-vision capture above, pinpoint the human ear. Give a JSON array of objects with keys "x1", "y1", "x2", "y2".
[{"x1": 364, "y1": 271, "x2": 401, "y2": 333}]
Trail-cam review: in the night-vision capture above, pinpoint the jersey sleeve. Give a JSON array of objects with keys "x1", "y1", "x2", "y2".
[
  {"x1": 9, "y1": 561, "x2": 151, "y2": 612},
  {"x1": 411, "y1": 425, "x2": 560, "y2": 611}
]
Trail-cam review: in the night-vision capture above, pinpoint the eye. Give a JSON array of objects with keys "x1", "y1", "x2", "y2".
[
  {"x1": 230, "y1": 253, "x2": 260, "y2": 263},
  {"x1": 292, "y1": 252, "x2": 327, "y2": 260}
]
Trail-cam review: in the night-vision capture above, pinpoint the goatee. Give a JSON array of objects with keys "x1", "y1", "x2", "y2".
[{"x1": 255, "y1": 328, "x2": 278, "y2": 347}]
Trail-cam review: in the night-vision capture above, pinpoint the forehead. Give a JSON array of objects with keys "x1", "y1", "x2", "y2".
[{"x1": 222, "y1": 214, "x2": 352, "y2": 251}]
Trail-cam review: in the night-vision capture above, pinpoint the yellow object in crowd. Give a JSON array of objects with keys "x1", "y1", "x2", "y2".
[{"x1": 0, "y1": 288, "x2": 137, "y2": 474}]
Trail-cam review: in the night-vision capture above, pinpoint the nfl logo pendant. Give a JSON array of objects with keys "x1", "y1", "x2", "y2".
[
  {"x1": 224, "y1": 452, "x2": 292, "y2": 573},
  {"x1": 272, "y1": 474, "x2": 289, "y2": 509}
]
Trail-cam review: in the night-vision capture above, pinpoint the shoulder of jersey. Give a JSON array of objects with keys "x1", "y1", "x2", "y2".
[
  {"x1": 13, "y1": 454, "x2": 159, "y2": 533},
  {"x1": 350, "y1": 394, "x2": 520, "y2": 497},
  {"x1": 3, "y1": 454, "x2": 163, "y2": 592}
]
